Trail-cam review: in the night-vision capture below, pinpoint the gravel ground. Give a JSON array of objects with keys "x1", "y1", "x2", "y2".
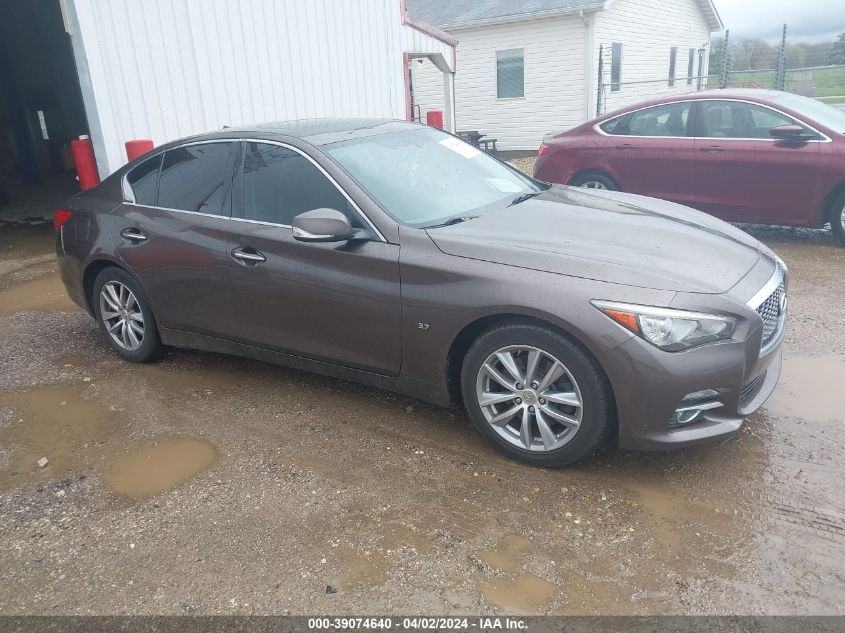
[{"x1": 0, "y1": 219, "x2": 843, "y2": 616}]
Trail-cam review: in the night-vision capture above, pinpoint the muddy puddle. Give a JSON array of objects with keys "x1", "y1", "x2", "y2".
[
  {"x1": 763, "y1": 354, "x2": 844, "y2": 423},
  {"x1": 0, "y1": 384, "x2": 117, "y2": 489},
  {"x1": 479, "y1": 573, "x2": 559, "y2": 613},
  {"x1": 104, "y1": 438, "x2": 217, "y2": 498},
  {"x1": 479, "y1": 534, "x2": 532, "y2": 572},
  {"x1": 0, "y1": 271, "x2": 78, "y2": 316}
]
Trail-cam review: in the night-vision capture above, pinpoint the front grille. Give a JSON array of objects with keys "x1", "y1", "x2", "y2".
[
  {"x1": 740, "y1": 371, "x2": 767, "y2": 407},
  {"x1": 756, "y1": 280, "x2": 785, "y2": 347}
]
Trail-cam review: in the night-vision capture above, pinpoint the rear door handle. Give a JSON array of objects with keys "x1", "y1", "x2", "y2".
[
  {"x1": 231, "y1": 246, "x2": 266, "y2": 265},
  {"x1": 617, "y1": 143, "x2": 637, "y2": 151},
  {"x1": 120, "y1": 228, "x2": 148, "y2": 243},
  {"x1": 699, "y1": 145, "x2": 727, "y2": 152}
]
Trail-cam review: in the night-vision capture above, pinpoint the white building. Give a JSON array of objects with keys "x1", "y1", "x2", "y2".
[
  {"x1": 0, "y1": 0, "x2": 456, "y2": 185},
  {"x1": 407, "y1": 0, "x2": 724, "y2": 152}
]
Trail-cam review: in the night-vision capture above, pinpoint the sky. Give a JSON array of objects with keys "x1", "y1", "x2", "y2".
[{"x1": 713, "y1": 0, "x2": 845, "y2": 42}]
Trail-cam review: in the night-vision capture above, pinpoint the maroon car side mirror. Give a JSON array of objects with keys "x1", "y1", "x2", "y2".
[{"x1": 769, "y1": 124, "x2": 814, "y2": 141}]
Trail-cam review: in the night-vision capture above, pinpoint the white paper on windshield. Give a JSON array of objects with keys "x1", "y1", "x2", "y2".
[
  {"x1": 485, "y1": 178, "x2": 523, "y2": 193},
  {"x1": 439, "y1": 137, "x2": 481, "y2": 159}
]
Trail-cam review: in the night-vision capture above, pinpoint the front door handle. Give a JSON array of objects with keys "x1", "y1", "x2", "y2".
[
  {"x1": 231, "y1": 247, "x2": 266, "y2": 265},
  {"x1": 699, "y1": 145, "x2": 727, "y2": 152},
  {"x1": 120, "y1": 228, "x2": 148, "y2": 243},
  {"x1": 617, "y1": 143, "x2": 637, "y2": 151}
]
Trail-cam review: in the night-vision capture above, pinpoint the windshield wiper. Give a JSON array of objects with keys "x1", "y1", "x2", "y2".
[
  {"x1": 509, "y1": 191, "x2": 543, "y2": 207},
  {"x1": 424, "y1": 216, "x2": 477, "y2": 229}
]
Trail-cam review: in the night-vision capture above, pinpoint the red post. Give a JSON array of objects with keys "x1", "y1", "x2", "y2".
[
  {"x1": 426, "y1": 110, "x2": 444, "y2": 129},
  {"x1": 125, "y1": 139, "x2": 154, "y2": 162},
  {"x1": 70, "y1": 135, "x2": 100, "y2": 191}
]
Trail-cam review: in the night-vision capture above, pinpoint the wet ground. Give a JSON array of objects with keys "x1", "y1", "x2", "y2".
[{"x1": 0, "y1": 218, "x2": 844, "y2": 616}]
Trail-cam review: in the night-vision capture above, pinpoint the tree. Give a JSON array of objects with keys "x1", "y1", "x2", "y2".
[{"x1": 830, "y1": 33, "x2": 845, "y2": 65}]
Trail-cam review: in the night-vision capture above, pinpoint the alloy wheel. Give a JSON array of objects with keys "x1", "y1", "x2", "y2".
[
  {"x1": 580, "y1": 180, "x2": 607, "y2": 190},
  {"x1": 99, "y1": 281, "x2": 145, "y2": 351},
  {"x1": 475, "y1": 345, "x2": 583, "y2": 452}
]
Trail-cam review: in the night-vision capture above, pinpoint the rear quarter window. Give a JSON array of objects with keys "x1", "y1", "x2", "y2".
[{"x1": 125, "y1": 154, "x2": 162, "y2": 206}]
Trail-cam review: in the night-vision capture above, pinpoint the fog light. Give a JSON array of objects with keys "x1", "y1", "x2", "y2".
[{"x1": 669, "y1": 392, "x2": 723, "y2": 428}]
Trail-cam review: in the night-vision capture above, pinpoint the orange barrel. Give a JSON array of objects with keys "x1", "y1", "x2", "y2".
[
  {"x1": 70, "y1": 135, "x2": 100, "y2": 191},
  {"x1": 125, "y1": 139, "x2": 154, "y2": 162}
]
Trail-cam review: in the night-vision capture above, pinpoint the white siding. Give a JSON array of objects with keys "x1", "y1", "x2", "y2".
[
  {"x1": 411, "y1": 58, "x2": 446, "y2": 122},
  {"x1": 595, "y1": 0, "x2": 712, "y2": 113},
  {"x1": 66, "y1": 0, "x2": 453, "y2": 176},
  {"x1": 421, "y1": 17, "x2": 588, "y2": 151}
]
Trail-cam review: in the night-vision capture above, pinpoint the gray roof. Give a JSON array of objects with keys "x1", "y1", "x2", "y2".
[
  {"x1": 405, "y1": 0, "x2": 606, "y2": 30},
  {"x1": 406, "y1": 0, "x2": 723, "y2": 31}
]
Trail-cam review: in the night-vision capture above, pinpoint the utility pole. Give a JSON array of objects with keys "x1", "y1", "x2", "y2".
[
  {"x1": 719, "y1": 30, "x2": 730, "y2": 89},
  {"x1": 775, "y1": 24, "x2": 788, "y2": 91}
]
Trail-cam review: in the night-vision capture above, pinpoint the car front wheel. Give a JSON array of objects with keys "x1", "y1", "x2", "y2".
[
  {"x1": 92, "y1": 266, "x2": 163, "y2": 362},
  {"x1": 461, "y1": 323, "x2": 613, "y2": 467}
]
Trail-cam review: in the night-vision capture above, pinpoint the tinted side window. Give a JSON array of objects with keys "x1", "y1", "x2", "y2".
[
  {"x1": 615, "y1": 102, "x2": 691, "y2": 137},
  {"x1": 746, "y1": 104, "x2": 809, "y2": 138},
  {"x1": 158, "y1": 143, "x2": 233, "y2": 215},
  {"x1": 126, "y1": 154, "x2": 162, "y2": 205},
  {"x1": 242, "y1": 142, "x2": 361, "y2": 227},
  {"x1": 699, "y1": 101, "x2": 743, "y2": 138}
]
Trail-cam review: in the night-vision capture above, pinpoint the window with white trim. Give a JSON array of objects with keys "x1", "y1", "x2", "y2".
[
  {"x1": 496, "y1": 49, "x2": 524, "y2": 99},
  {"x1": 669, "y1": 47, "x2": 678, "y2": 87},
  {"x1": 610, "y1": 43, "x2": 622, "y2": 92}
]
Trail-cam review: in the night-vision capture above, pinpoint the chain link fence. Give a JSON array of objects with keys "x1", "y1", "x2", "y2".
[{"x1": 596, "y1": 36, "x2": 845, "y2": 116}]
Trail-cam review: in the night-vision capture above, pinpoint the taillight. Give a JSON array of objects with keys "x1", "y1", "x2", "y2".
[
  {"x1": 538, "y1": 143, "x2": 549, "y2": 157},
  {"x1": 54, "y1": 209, "x2": 72, "y2": 232}
]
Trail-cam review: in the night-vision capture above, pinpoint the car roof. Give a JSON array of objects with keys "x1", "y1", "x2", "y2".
[
  {"x1": 193, "y1": 118, "x2": 420, "y2": 146},
  {"x1": 600, "y1": 89, "x2": 791, "y2": 119}
]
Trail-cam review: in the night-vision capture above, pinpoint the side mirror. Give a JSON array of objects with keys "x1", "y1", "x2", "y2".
[
  {"x1": 291, "y1": 208, "x2": 354, "y2": 243},
  {"x1": 769, "y1": 124, "x2": 814, "y2": 141}
]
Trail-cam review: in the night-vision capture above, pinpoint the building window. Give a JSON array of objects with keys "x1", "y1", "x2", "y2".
[
  {"x1": 687, "y1": 48, "x2": 696, "y2": 85},
  {"x1": 496, "y1": 49, "x2": 524, "y2": 99},
  {"x1": 610, "y1": 43, "x2": 622, "y2": 92},
  {"x1": 669, "y1": 47, "x2": 678, "y2": 87}
]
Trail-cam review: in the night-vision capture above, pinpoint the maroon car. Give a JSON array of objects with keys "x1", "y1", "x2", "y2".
[{"x1": 534, "y1": 89, "x2": 845, "y2": 243}]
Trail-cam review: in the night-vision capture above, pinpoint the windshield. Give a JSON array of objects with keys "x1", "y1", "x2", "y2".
[
  {"x1": 771, "y1": 93, "x2": 845, "y2": 133},
  {"x1": 324, "y1": 127, "x2": 542, "y2": 227}
]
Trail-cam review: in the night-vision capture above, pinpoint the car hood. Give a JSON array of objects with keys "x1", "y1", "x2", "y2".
[{"x1": 426, "y1": 187, "x2": 763, "y2": 294}]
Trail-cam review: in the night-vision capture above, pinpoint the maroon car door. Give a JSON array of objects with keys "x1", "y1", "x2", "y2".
[
  {"x1": 600, "y1": 101, "x2": 696, "y2": 206},
  {"x1": 225, "y1": 141, "x2": 402, "y2": 376},
  {"x1": 693, "y1": 99, "x2": 822, "y2": 225}
]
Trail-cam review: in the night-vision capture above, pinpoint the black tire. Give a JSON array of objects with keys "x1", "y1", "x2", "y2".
[
  {"x1": 92, "y1": 266, "x2": 163, "y2": 363},
  {"x1": 830, "y1": 191, "x2": 845, "y2": 245},
  {"x1": 461, "y1": 322, "x2": 614, "y2": 467},
  {"x1": 569, "y1": 171, "x2": 619, "y2": 191}
]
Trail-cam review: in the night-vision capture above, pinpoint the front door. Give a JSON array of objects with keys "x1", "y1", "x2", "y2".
[
  {"x1": 693, "y1": 99, "x2": 822, "y2": 225},
  {"x1": 226, "y1": 141, "x2": 402, "y2": 375},
  {"x1": 112, "y1": 141, "x2": 237, "y2": 337}
]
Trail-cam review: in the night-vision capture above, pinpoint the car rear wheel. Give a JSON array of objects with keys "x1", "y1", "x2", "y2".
[
  {"x1": 92, "y1": 267, "x2": 163, "y2": 362},
  {"x1": 569, "y1": 172, "x2": 618, "y2": 191},
  {"x1": 831, "y1": 191, "x2": 845, "y2": 245},
  {"x1": 461, "y1": 323, "x2": 613, "y2": 467}
]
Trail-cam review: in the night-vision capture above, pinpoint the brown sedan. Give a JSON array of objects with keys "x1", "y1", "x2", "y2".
[{"x1": 56, "y1": 120, "x2": 787, "y2": 466}]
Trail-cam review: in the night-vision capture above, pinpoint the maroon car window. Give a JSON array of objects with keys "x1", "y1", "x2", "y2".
[
  {"x1": 241, "y1": 142, "x2": 362, "y2": 228},
  {"x1": 699, "y1": 101, "x2": 808, "y2": 139},
  {"x1": 157, "y1": 143, "x2": 232, "y2": 215},
  {"x1": 602, "y1": 102, "x2": 691, "y2": 137},
  {"x1": 126, "y1": 153, "x2": 162, "y2": 206}
]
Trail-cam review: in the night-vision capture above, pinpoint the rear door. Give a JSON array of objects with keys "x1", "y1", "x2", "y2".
[
  {"x1": 225, "y1": 141, "x2": 402, "y2": 375},
  {"x1": 693, "y1": 99, "x2": 822, "y2": 224},
  {"x1": 113, "y1": 141, "x2": 237, "y2": 337},
  {"x1": 599, "y1": 101, "x2": 696, "y2": 205}
]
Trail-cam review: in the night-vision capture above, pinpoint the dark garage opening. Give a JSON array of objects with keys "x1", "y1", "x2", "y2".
[{"x1": 0, "y1": 0, "x2": 88, "y2": 223}]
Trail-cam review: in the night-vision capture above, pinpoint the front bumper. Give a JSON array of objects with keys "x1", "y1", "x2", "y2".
[{"x1": 600, "y1": 325, "x2": 784, "y2": 452}]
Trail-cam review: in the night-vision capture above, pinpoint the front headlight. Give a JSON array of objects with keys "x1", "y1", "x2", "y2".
[{"x1": 591, "y1": 301, "x2": 736, "y2": 352}]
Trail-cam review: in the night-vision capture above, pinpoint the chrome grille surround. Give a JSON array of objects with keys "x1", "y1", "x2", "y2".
[{"x1": 746, "y1": 261, "x2": 787, "y2": 357}]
